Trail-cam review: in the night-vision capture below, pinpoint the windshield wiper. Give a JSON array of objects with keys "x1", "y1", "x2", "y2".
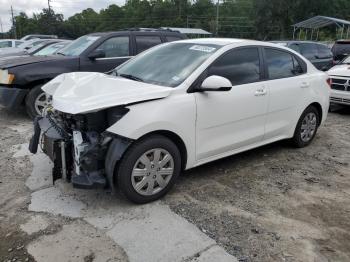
[
  {"x1": 56, "y1": 52, "x2": 66, "y2": 56},
  {"x1": 119, "y1": 73, "x2": 144, "y2": 82}
]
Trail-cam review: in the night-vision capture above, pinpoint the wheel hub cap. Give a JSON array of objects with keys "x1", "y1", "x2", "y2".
[
  {"x1": 300, "y1": 112, "x2": 317, "y2": 142},
  {"x1": 131, "y1": 148, "x2": 174, "y2": 196}
]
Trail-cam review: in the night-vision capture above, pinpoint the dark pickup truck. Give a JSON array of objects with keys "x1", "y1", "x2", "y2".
[{"x1": 0, "y1": 29, "x2": 186, "y2": 118}]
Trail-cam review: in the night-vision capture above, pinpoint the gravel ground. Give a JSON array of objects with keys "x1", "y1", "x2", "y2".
[{"x1": 0, "y1": 106, "x2": 349, "y2": 262}]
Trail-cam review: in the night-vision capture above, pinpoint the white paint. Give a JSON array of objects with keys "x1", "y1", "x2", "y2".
[{"x1": 20, "y1": 215, "x2": 50, "y2": 235}]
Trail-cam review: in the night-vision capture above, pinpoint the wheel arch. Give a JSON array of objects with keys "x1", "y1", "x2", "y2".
[
  {"x1": 137, "y1": 130, "x2": 188, "y2": 171},
  {"x1": 308, "y1": 102, "x2": 323, "y2": 126}
]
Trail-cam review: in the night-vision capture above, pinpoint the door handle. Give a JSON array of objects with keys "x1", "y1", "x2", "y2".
[
  {"x1": 301, "y1": 82, "x2": 310, "y2": 88},
  {"x1": 255, "y1": 88, "x2": 267, "y2": 96}
]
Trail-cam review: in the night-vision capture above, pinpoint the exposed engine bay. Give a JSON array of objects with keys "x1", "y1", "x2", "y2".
[{"x1": 29, "y1": 106, "x2": 131, "y2": 189}]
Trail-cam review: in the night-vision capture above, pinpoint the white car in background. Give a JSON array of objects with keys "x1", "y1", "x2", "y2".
[
  {"x1": 328, "y1": 56, "x2": 350, "y2": 106},
  {"x1": 29, "y1": 39, "x2": 331, "y2": 203},
  {"x1": 0, "y1": 39, "x2": 24, "y2": 48}
]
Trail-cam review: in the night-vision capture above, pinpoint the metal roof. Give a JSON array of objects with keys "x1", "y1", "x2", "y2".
[
  {"x1": 293, "y1": 16, "x2": 350, "y2": 29},
  {"x1": 161, "y1": 27, "x2": 212, "y2": 35}
]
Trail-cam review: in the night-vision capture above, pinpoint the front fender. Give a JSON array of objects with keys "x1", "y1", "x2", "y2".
[{"x1": 106, "y1": 94, "x2": 197, "y2": 169}]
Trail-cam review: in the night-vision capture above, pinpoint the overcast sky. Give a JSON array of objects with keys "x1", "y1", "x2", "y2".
[{"x1": 0, "y1": 0, "x2": 126, "y2": 32}]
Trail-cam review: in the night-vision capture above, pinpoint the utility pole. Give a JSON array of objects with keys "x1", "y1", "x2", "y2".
[
  {"x1": 216, "y1": 0, "x2": 220, "y2": 36},
  {"x1": 0, "y1": 18, "x2": 3, "y2": 38},
  {"x1": 48, "y1": 0, "x2": 52, "y2": 13},
  {"x1": 11, "y1": 6, "x2": 17, "y2": 39}
]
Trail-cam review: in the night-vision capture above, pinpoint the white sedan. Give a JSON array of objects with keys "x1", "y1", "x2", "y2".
[
  {"x1": 30, "y1": 38, "x2": 330, "y2": 203},
  {"x1": 328, "y1": 56, "x2": 350, "y2": 106}
]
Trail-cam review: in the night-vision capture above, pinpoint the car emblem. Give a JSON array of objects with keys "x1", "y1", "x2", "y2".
[{"x1": 345, "y1": 80, "x2": 350, "y2": 91}]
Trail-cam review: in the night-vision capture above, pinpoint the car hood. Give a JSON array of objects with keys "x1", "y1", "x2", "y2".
[
  {"x1": 42, "y1": 72, "x2": 173, "y2": 114},
  {"x1": 0, "y1": 55, "x2": 65, "y2": 69},
  {"x1": 328, "y1": 64, "x2": 350, "y2": 77}
]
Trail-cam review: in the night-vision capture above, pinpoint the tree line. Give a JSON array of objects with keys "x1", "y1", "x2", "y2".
[{"x1": 3, "y1": 0, "x2": 350, "y2": 41}]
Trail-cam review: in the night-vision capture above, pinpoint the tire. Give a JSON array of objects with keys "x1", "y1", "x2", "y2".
[
  {"x1": 25, "y1": 84, "x2": 47, "y2": 119},
  {"x1": 292, "y1": 106, "x2": 320, "y2": 148},
  {"x1": 116, "y1": 135, "x2": 181, "y2": 204}
]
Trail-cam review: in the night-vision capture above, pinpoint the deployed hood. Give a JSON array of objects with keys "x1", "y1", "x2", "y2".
[
  {"x1": 328, "y1": 64, "x2": 350, "y2": 77},
  {"x1": 0, "y1": 55, "x2": 68, "y2": 69},
  {"x1": 42, "y1": 72, "x2": 173, "y2": 114}
]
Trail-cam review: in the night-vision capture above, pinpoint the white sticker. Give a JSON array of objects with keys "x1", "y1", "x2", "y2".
[{"x1": 189, "y1": 45, "x2": 216, "y2": 53}]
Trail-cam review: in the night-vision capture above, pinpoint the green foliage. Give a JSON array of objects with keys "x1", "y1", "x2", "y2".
[{"x1": 5, "y1": 0, "x2": 350, "y2": 40}]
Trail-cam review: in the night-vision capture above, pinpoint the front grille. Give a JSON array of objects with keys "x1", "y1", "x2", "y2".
[
  {"x1": 331, "y1": 77, "x2": 350, "y2": 91},
  {"x1": 330, "y1": 97, "x2": 350, "y2": 104}
]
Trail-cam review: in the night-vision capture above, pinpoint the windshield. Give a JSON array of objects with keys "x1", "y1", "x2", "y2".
[
  {"x1": 34, "y1": 42, "x2": 69, "y2": 56},
  {"x1": 117, "y1": 42, "x2": 221, "y2": 87},
  {"x1": 58, "y1": 35, "x2": 100, "y2": 56}
]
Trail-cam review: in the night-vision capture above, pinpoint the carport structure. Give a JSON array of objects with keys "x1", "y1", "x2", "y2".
[{"x1": 292, "y1": 16, "x2": 350, "y2": 40}]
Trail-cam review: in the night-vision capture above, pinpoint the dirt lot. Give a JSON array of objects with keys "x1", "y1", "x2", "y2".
[{"x1": 0, "y1": 106, "x2": 349, "y2": 262}]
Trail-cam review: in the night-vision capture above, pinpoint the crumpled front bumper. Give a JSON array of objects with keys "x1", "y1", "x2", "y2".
[
  {"x1": 29, "y1": 115, "x2": 107, "y2": 189},
  {"x1": 0, "y1": 86, "x2": 28, "y2": 109}
]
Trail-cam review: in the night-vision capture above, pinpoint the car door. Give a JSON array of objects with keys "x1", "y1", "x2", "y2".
[
  {"x1": 80, "y1": 35, "x2": 131, "y2": 72},
  {"x1": 195, "y1": 47, "x2": 269, "y2": 161},
  {"x1": 263, "y1": 47, "x2": 309, "y2": 140}
]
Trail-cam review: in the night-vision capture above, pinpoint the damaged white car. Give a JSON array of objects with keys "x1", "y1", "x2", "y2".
[{"x1": 29, "y1": 39, "x2": 330, "y2": 203}]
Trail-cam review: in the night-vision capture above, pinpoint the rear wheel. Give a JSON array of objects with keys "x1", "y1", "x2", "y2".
[
  {"x1": 116, "y1": 135, "x2": 181, "y2": 204},
  {"x1": 292, "y1": 106, "x2": 320, "y2": 148},
  {"x1": 25, "y1": 84, "x2": 49, "y2": 119}
]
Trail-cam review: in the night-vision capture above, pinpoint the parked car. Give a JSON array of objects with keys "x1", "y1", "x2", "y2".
[
  {"x1": 0, "y1": 39, "x2": 24, "y2": 48},
  {"x1": 0, "y1": 29, "x2": 186, "y2": 118},
  {"x1": 0, "y1": 39, "x2": 69, "y2": 59},
  {"x1": 29, "y1": 38, "x2": 330, "y2": 203},
  {"x1": 331, "y1": 40, "x2": 350, "y2": 63},
  {"x1": 271, "y1": 41, "x2": 333, "y2": 71},
  {"x1": 328, "y1": 55, "x2": 350, "y2": 106},
  {"x1": 0, "y1": 39, "x2": 48, "y2": 57},
  {"x1": 20, "y1": 34, "x2": 58, "y2": 41}
]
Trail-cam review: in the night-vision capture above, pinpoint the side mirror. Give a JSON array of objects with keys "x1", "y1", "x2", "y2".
[
  {"x1": 88, "y1": 49, "x2": 105, "y2": 60},
  {"x1": 198, "y1": 75, "x2": 232, "y2": 92}
]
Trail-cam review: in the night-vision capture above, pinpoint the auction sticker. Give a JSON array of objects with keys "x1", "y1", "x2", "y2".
[{"x1": 189, "y1": 45, "x2": 216, "y2": 53}]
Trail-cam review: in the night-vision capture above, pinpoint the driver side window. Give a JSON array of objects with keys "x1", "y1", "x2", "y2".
[
  {"x1": 95, "y1": 36, "x2": 130, "y2": 58},
  {"x1": 208, "y1": 48, "x2": 261, "y2": 86}
]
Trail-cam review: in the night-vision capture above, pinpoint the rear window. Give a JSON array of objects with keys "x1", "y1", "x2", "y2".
[
  {"x1": 299, "y1": 43, "x2": 318, "y2": 60},
  {"x1": 316, "y1": 44, "x2": 332, "y2": 58},
  {"x1": 332, "y1": 42, "x2": 350, "y2": 60}
]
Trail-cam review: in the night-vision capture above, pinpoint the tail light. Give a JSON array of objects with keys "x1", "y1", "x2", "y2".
[{"x1": 326, "y1": 78, "x2": 332, "y2": 88}]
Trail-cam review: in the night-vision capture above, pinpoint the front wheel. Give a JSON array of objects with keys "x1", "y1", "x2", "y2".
[
  {"x1": 292, "y1": 106, "x2": 320, "y2": 148},
  {"x1": 116, "y1": 135, "x2": 181, "y2": 204},
  {"x1": 25, "y1": 84, "x2": 49, "y2": 119}
]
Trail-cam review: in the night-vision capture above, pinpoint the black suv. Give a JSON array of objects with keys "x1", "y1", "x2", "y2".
[
  {"x1": 271, "y1": 41, "x2": 333, "y2": 71},
  {"x1": 0, "y1": 29, "x2": 186, "y2": 118},
  {"x1": 332, "y1": 40, "x2": 350, "y2": 62}
]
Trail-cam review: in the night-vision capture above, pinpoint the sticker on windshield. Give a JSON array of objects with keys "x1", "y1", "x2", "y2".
[{"x1": 189, "y1": 45, "x2": 216, "y2": 53}]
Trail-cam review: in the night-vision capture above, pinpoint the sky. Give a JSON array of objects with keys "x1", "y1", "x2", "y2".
[{"x1": 0, "y1": 0, "x2": 126, "y2": 32}]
